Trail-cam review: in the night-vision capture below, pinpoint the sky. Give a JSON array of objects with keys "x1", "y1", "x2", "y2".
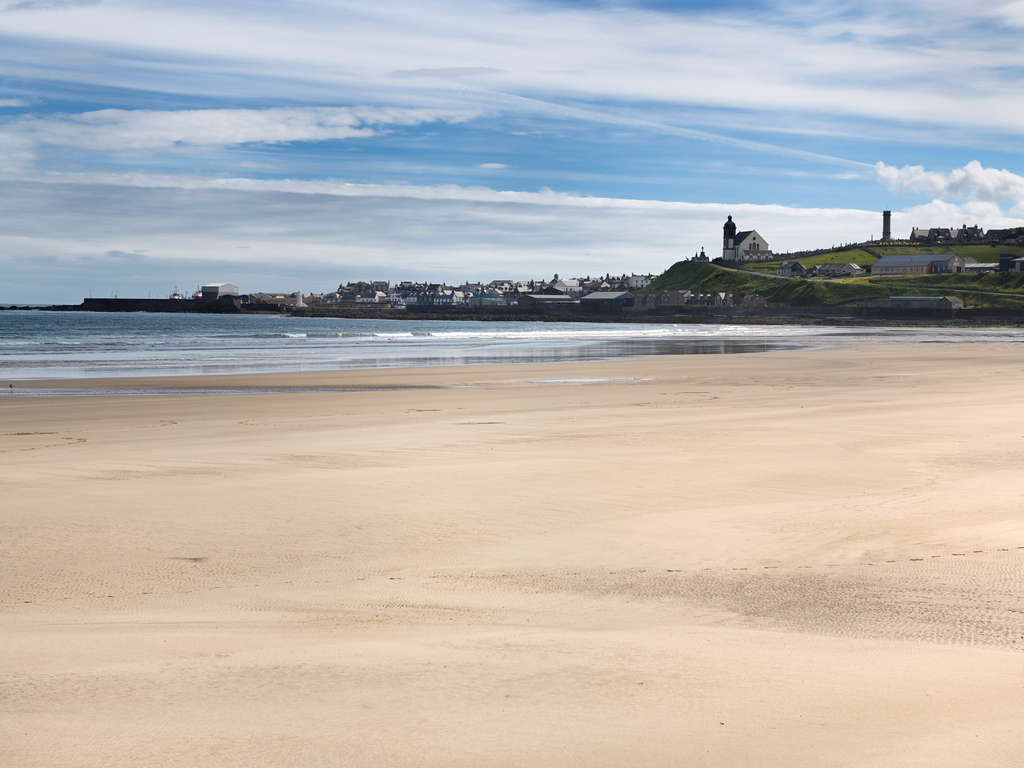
[{"x1": 3, "y1": 0, "x2": 1024, "y2": 302}]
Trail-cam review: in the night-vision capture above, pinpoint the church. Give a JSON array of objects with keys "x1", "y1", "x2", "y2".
[{"x1": 722, "y1": 215, "x2": 772, "y2": 262}]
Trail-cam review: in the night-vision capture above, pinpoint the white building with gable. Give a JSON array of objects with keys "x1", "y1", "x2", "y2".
[{"x1": 722, "y1": 216, "x2": 772, "y2": 262}]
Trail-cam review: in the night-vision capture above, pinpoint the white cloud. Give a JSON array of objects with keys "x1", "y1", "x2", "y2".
[
  {"x1": 387, "y1": 67, "x2": 503, "y2": 79},
  {"x1": 3, "y1": 0, "x2": 99, "y2": 10},
  {"x1": 7, "y1": 106, "x2": 480, "y2": 152},
  {"x1": 0, "y1": 130, "x2": 37, "y2": 174},
  {"x1": 874, "y1": 160, "x2": 1024, "y2": 213},
  {"x1": 897, "y1": 199, "x2": 1016, "y2": 229},
  {"x1": 476, "y1": 163, "x2": 508, "y2": 169},
  {"x1": 38, "y1": 170, "x2": 862, "y2": 215},
  {"x1": 0, "y1": 173, "x2": 879, "y2": 259},
  {"x1": 0, "y1": 98, "x2": 28, "y2": 107},
  {"x1": 3, "y1": 0, "x2": 1024, "y2": 137},
  {"x1": 987, "y1": 0, "x2": 1024, "y2": 28}
]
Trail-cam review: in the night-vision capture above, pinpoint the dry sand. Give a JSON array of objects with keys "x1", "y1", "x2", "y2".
[{"x1": 2, "y1": 343, "x2": 1024, "y2": 767}]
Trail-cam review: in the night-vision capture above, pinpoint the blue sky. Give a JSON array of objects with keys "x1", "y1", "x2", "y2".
[{"x1": 3, "y1": 0, "x2": 1024, "y2": 302}]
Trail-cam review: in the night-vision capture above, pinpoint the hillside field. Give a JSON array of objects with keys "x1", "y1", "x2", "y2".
[
  {"x1": 737, "y1": 244, "x2": 1024, "y2": 275},
  {"x1": 648, "y1": 261, "x2": 1024, "y2": 308}
]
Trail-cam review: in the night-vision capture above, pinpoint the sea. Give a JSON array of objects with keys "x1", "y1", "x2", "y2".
[{"x1": 2, "y1": 311, "x2": 1023, "y2": 383}]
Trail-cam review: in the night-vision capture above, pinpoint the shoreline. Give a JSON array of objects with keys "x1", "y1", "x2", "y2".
[
  {"x1": 6, "y1": 322, "x2": 1024, "y2": 387},
  {"x1": 8, "y1": 302, "x2": 1024, "y2": 326},
  {"x1": 2, "y1": 353, "x2": 744, "y2": 390}
]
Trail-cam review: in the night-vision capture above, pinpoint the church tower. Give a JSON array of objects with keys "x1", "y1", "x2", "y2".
[{"x1": 723, "y1": 215, "x2": 737, "y2": 260}]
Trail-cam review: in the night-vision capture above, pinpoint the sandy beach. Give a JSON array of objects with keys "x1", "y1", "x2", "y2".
[{"x1": 3, "y1": 343, "x2": 1024, "y2": 767}]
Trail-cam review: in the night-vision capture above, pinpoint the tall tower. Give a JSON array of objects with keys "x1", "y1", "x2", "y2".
[
  {"x1": 882, "y1": 210, "x2": 891, "y2": 241},
  {"x1": 723, "y1": 215, "x2": 737, "y2": 260}
]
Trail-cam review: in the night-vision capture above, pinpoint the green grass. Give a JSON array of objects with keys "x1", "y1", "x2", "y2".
[
  {"x1": 648, "y1": 261, "x2": 1024, "y2": 308},
  {"x1": 732, "y1": 244, "x2": 1024, "y2": 273},
  {"x1": 793, "y1": 248, "x2": 881, "y2": 268},
  {"x1": 867, "y1": 244, "x2": 1024, "y2": 263},
  {"x1": 866, "y1": 270, "x2": 1024, "y2": 300},
  {"x1": 648, "y1": 262, "x2": 885, "y2": 307},
  {"x1": 733, "y1": 248, "x2": 880, "y2": 273}
]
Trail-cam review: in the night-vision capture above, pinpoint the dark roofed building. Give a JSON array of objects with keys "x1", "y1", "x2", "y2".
[
  {"x1": 200, "y1": 283, "x2": 239, "y2": 300},
  {"x1": 858, "y1": 296, "x2": 964, "y2": 312},
  {"x1": 889, "y1": 296, "x2": 964, "y2": 310},
  {"x1": 580, "y1": 291, "x2": 635, "y2": 312},
  {"x1": 775, "y1": 262, "x2": 807, "y2": 277},
  {"x1": 871, "y1": 253, "x2": 967, "y2": 275},
  {"x1": 519, "y1": 294, "x2": 577, "y2": 310}
]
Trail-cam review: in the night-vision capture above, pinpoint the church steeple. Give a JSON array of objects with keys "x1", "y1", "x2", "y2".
[
  {"x1": 723, "y1": 215, "x2": 737, "y2": 241},
  {"x1": 723, "y1": 215, "x2": 737, "y2": 259}
]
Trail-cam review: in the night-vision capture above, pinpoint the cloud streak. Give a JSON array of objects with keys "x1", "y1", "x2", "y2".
[
  {"x1": 2, "y1": 0, "x2": 99, "y2": 11},
  {"x1": 4, "y1": 0, "x2": 1023, "y2": 135},
  {"x1": 8, "y1": 106, "x2": 481, "y2": 152},
  {"x1": 387, "y1": 67, "x2": 503, "y2": 79}
]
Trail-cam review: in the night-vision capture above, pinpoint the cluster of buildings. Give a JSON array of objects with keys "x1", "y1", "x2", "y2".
[
  {"x1": 867, "y1": 252, "x2": 1024, "y2": 276},
  {"x1": 714, "y1": 213, "x2": 1024, "y2": 278},
  {"x1": 192, "y1": 213, "x2": 1022, "y2": 316},
  {"x1": 272, "y1": 273, "x2": 662, "y2": 309},
  {"x1": 774, "y1": 262, "x2": 864, "y2": 278},
  {"x1": 634, "y1": 290, "x2": 767, "y2": 309},
  {"x1": 908, "y1": 224, "x2": 1022, "y2": 245}
]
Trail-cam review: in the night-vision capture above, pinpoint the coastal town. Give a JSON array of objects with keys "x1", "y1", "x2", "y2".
[
  {"x1": 33, "y1": 211, "x2": 1021, "y2": 319},
  {"x1": 234, "y1": 212, "x2": 1024, "y2": 311}
]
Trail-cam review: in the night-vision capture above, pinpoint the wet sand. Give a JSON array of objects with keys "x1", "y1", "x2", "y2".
[{"x1": 2, "y1": 344, "x2": 1024, "y2": 766}]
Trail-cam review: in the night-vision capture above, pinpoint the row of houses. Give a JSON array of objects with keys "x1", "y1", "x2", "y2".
[
  {"x1": 775, "y1": 262, "x2": 864, "y2": 278},
  {"x1": 871, "y1": 253, "x2": 1024, "y2": 276},
  {"x1": 777, "y1": 253, "x2": 1024, "y2": 279},
  {"x1": 634, "y1": 290, "x2": 767, "y2": 308},
  {"x1": 317, "y1": 273, "x2": 661, "y2": 307},
  {"x1": 520, "y1": 290, "x2": 769, "y2": 311},
  {"x1": 908, "y1": 225, "x2": 1023, "y2": 245}
]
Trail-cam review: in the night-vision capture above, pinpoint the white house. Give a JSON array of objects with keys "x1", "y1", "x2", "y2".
[
  {"x1": 816, "y1": 263, "x2": 864, "y2": 278},
  {"x1": 551, "y1": 277, "x2": 584, "y2": 298},
  {"x1": 627, "y1": 274, "x2": 657, "y2": 290},
  {"x1": 200, "y1": 283, "x2": 238, "y2": 300}
]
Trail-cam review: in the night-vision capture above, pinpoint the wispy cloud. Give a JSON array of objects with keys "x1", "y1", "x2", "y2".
[
  {"x1": 8, "y1": 106, "x2": 481, "y2": 152},
  {"x1": 387, "y1": 67, "x2": 503, "y2": 79},
  {"x1": 463, "y1": 89, "x2": 874, "y2": 170},
  {"x1": 2, "y1": 0, "x2": 1021, "y2": 134},
  {"x1": 2, "y1": 0, "x2": 99, "y2": 11}
]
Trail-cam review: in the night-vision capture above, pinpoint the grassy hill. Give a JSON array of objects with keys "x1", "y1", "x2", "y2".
[
  {"x1": 867, "y1": 244, "x2": 1024, "y2": 263},
  {"x1": 648, "y1": 262, "x2": 885, "y2": 307},
  {"x1": 648, "y1": 261, "x2": 1024, "y2": 308},
  {"x1": 738, "y1": 248, "x2": 881, "y2": 274},
  {"x1": 736, "y1": 244, "x2": 1024, "y2": 276}
]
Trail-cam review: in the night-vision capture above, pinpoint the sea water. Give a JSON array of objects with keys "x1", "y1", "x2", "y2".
[{"x1": 1, "y1": 311, "x2": 1021, "y2": 381}]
